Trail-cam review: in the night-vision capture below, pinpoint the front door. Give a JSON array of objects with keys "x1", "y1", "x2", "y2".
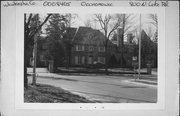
[{"x1": 88, "y1": 56, "x2": 93, "y2": 64}]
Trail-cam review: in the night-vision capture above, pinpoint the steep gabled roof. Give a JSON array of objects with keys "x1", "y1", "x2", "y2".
[
  {"x1": 73, "y1": 27, "x2": 99, "y2": 43},
  {"x1": 65, "y1": 26, "x2": 116, "y2": 47},
  {"x1": 63, "y1": 27, "x2": 77, "y2": 40}
]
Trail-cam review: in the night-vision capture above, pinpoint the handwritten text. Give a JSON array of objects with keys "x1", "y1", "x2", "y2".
[
  {"x1": 129, "y1": 0, "x2": 169, "y2": 7},
  {"x1": 3, "y1": 1, "x2": 35, "y2": 7}
]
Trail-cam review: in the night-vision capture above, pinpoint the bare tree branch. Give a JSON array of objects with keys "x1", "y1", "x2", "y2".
[
  {"x1": 149, "y1": 14, "x2": 158, "y2": 28},
  {"x1": 38, "y1": 14, "x2": 52, "y2": 30},
  {"x1": 84, "y1": 18, "x2": 92, "y2": 28},
  {"x1": 27, "y1": 14, "x2": 32, "y2": 26},
  {"x1": 27, "y1": 14, "x2": 52, "y2": 43}
]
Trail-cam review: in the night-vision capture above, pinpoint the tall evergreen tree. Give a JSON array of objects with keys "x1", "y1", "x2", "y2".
[{"x1": 45, "y1": 14, "x2": 77, "y2": 70}]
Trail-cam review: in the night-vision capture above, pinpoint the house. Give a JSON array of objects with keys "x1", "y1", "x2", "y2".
[
  {"x1": 31, "y1": 26, "x2": 157, "y2": 69},
  {"x1": 33, "y1": 26, "x2": 118, "y2": 68},
  {"x1": 29, "y1": 37, "x2": 49, "y2": 67},
  {"x1": 111, "y1": 28, "x2": 157, "y2": 68},
  {"x1": 69, "y1": 27, "x2": 117, "y2": 67}
]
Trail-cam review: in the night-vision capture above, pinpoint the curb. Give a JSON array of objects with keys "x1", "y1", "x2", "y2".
[
  {"x1": 123, "y1": 79, "x2": 157, "y2": 88},
  {"x1": 134, "y1": 79, "x2": 157, "y2": 85}
]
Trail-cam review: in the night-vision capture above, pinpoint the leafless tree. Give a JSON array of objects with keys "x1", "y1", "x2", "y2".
[
  {"x1": 24, "y1": 13, "x2": 52, "y2": 88},
  {"x1": 94, "y1": 14, "x2": 122, "y2": 73},
  {"x1": 114, "y1": 14, "x2": 135, "y2": 67},
  {"x1": 146, "y1": 25, "x2": 154, "y2": 39},
  {"x1": 148, "y1": 14, "x2": 158, "y2": 42},
  {"x1": 63, "y1": 14, "x2": 78, "y2": 27},
  {"x1": 84, "y1": 18, "x2": 93, "y2": 28},
  {"x1": 149, "y1": 14, "x2": 158, "y2": 28}
]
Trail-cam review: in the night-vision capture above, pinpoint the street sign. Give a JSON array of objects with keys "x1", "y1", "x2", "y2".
[
  {"x1": 132, "y1": 56, "x2": 137, "y2": 61},
  {"x1": 132, "y1": 62, "x2": 138, "y2": 68},
  {"x1": 132, "y1": 56, "x2": 138, "y2": 68}
]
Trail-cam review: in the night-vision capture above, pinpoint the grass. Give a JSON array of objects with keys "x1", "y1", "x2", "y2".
[{"x1": 24, "y1": 84, "x2": 94, "y2": 103}]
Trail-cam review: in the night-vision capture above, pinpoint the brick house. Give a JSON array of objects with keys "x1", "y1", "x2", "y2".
[
  {"x1": 70, "y1": 27, "x2": 117, "y2": 67},
  {"x1": 29, "y1": 37, "x2": 49, "y2": 67},
  {"x1": 31, "y1": 26, "x2": 157, "y2": 69},
  {"x1": 32, "y1": 26, "x2": 118, "y2": 68}
]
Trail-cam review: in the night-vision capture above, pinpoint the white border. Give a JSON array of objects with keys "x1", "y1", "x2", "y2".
[{"x1": 15, "y1": 7, "x2": 165, "y2": 110}]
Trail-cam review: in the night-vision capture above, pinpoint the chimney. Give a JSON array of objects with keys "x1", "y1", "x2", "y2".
[
  {"x1": 127, "y1": 33, "x2": 133, "y2": 44},
  {"x1": 117, "y1": 28, "x2": 123, "y2": 47}
]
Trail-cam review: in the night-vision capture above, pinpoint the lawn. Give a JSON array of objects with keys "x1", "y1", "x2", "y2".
[{"x1": 24, "y1": 84, "x2": 94, "y2": 103}]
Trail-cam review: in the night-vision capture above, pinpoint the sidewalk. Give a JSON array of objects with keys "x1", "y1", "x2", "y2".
[
  {"x1": 122, "y1": 79, "x2": 157, "y2": 88},
  {"x1": 122, "y1": 74, "x2": 157, "y2": 88},
  {"x1": 128, "y1": 72, "x2": 157, "y2": 86},
  {"x1": 134, "y1": 79, "x2": 157, "y2": 85}
]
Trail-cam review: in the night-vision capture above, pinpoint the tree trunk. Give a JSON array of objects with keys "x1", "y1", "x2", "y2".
[
  {"x1": 68, "y1": 45, "x2": 72, "y2": 67},
  {"x1": 32, "y1": 37, "x2": 37, "y2": 86},
  {"x1": 24, "y1": 49, "x2": 28, "y2": 89},
  {"x1": 105, "y1": 40, "x2": 109, "y2": 75},
  {"x1": 65, "y1": 44, "x2": 69, "y2": 69},
  {"x1": 120, "y1": 16, "x2": 125, "y2": 68}
]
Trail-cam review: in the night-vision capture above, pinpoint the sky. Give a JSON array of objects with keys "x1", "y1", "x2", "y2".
[
  {"x1": 73, "y1": 13, "x2": 157, "y2": 40},
  {"x1": 39, "y1": 13, "x2": 157, "y2": 40}
]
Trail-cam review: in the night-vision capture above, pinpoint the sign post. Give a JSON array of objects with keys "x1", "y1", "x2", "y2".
[{"x1": 137, "y1": 14, "x2": 142, "y2": 80}]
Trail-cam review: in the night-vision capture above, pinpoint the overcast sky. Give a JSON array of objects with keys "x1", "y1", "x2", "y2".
[
  {"x1": 40, "y1": 13, "x2": 157, "y2": 40},
  {"x1": 73, "y1": 13, "x2": 157, "y2": 39}
]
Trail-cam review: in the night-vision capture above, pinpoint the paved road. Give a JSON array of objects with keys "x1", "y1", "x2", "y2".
[{"x1": 28, "y1": 73, "x2": 157, "y2": 103}]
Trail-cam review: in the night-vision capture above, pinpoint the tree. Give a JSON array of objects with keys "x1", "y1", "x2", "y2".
[
  {"x1": 146, "y1": 25, "x2": 154, "y2": 40},
  {"x1": 62, "y1": 14, "x2": 78, "y2": 69},
  {"x1": 45, "y1": 14, "x2": 66, "y2": 70},
  {"x1": 45, "y1": 14, "x2": 77, "y2": 69},
  {"x1": 108, "y1": 54, "x2": 117, "y2": 67},
  {"x1": 148, "y1": 14, "x2": 158, "y2": 43},
  {"x1": 149, "y1": 14, "x2": 158, "y2": 28},
  {"x1": 115, "y1": 14, "x2": 134, "y2": 67},
  {"x1": 84, "y1": 19, "x2": 92, "y2": 28},
  {"x1": 141, "y1": 30, "x2": 157, "y2": 68},
  {"x1": 94, "y1": 14, "x2": 122, "y2": 74},
  {"x1": 148, "y1": 14, "x2": 158, "y2": 67},
  {"x1": 24, "y1": 13, "x2": 52, "y2": 88}
]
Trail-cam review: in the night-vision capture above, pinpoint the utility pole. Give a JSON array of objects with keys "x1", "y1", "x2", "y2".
[
  {"x1": 137, "y1": 14, "x2": 142, "y2": 80},
  {"x1": 32, "y1": 14, "x2": 39, "y2": 85}
]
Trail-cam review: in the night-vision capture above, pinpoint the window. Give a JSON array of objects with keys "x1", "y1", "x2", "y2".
[
  {"x1": 40, "y1": 55, "x2": 44, "y2": 61},
  {"x1": 88, "y1": 56, "x2": 93, "y2": 64},
  {"x1": 78, "y1": 56, "x2": 81, "y2": 64},
  {"x1": 75, "y1": 45, "x2": 84, "y2": 51},
  {"x1": 89, "y1": 46, "x2": 94, "y2": 52},
  {"x1": 81, "y1": 56, "x2": 85, "y2": 64},
  {"x1": 98, "y1": 57, "x2": 105, "y2": 64},
  {"x1": 75, "y1": 56, "x2": 78, "y2": 64},
  {"x1": 75, "y1": 56, "x2": 85, "y2": 65},
  {"x1": 98, "y1": 47, "x2": 105, "y2": 52}
]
